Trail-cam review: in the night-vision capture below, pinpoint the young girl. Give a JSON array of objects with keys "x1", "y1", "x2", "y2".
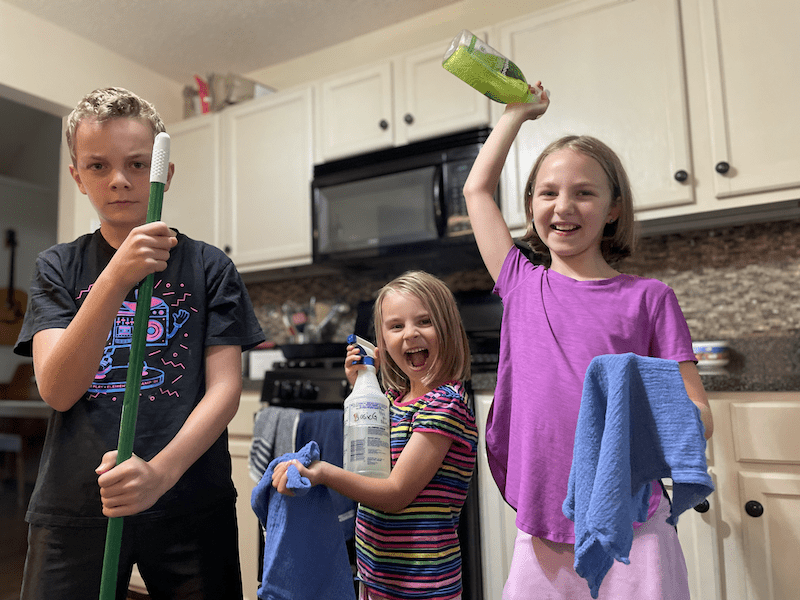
[
  {"x1": 462, "y1": 84, "x2": 713, "y2": 599},
  {"x1": 272, "y1": 271, "x2": 478, "y2": 600}
]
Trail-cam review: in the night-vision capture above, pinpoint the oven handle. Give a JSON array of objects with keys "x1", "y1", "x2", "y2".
[{"x1": 433, "y1": 164, "x2": 446, "y2": 237}]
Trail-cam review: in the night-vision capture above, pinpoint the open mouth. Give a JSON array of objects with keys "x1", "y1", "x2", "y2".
[{"x1": 405, "y1": 348, "x2": 429, "y2": 369}]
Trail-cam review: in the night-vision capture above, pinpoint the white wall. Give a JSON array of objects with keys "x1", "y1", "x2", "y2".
[
  {"x1": 245, "y1": 0, "x2": 560, "y2": 90},
  {"x1": 0, "y1": 0, "x2": 184, "y2": 243}
]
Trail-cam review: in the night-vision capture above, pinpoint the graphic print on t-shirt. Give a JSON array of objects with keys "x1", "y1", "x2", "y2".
[{"x1": 90, "y1": 282, "x2": 189, "y2": 396}]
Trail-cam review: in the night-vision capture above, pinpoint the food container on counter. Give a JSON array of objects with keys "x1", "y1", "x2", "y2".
[{"x1": 692, "y1": 340, "x2": 730, "y2": 374}]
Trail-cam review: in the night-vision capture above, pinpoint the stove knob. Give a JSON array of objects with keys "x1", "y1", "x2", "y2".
[
  {"x1": 279, "y1": 380, "x2": 294, "y2": 400},
  {"x1": 299, "y1": 381, "x2": 319, "y2": 400}
]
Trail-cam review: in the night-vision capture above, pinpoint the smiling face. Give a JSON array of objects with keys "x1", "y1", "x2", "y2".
[
  {"x1": 531, "y1": 148, "x2": 621, "y2": 278},
  {"x1": 69, "y1": 116, "x2": 173, "y2": 245},
  {"x1": 379, "y1": 290, "x2": 440, "y2": 400}
]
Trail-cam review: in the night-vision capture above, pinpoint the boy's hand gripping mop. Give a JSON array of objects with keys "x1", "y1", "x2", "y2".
[{"x1": 99, "y1": 132, "x2": 170, "y2": 600}]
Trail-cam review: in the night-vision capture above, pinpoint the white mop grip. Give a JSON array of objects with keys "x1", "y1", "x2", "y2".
[{"x1": 150, "y1": 132, "x2": 171, "y2": 184}]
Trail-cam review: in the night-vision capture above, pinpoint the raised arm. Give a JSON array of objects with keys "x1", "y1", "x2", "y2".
[{"x1": 463, "y1": 85, "x2": 549, "y2": 281}]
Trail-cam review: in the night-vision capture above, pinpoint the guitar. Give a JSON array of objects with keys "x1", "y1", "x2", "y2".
[{"x1": 0, "y1": 229, "x2": 27, "y2": 345}]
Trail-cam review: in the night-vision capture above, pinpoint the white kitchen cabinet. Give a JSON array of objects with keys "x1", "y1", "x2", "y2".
[
  {"x1": 394, "y1": 36, "x2": 492, "y2": 146},
  {"x1": 496, "y1": 0, "x2": 800, "y2": 232},
  {"x1": 314, "y1": 33, "x2": 491, "y2": 163},
  {"x1": 161, "y1": 115, "x2": 222, "y2": 248},
  {"x1": 705, "y1": 394, "x2": 800, "y2": 600},
  {"x1": 496, "y1": 0, "x2": 694, "y2": 230},
  {"x1": 164, "y1": 87, "x2": 314, "y2": 273},
  {"x1": 315, "y1": 62, "x2": 395, "y2": 162},
  {"x1": 222, "y1": 87, "x2": 314, "y2": 272},
  {"x1": 690, "y1": 0, "x2": 800, "y2": 206}
]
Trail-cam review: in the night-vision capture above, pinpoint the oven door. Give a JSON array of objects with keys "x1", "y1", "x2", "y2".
[{"x1": 313, "y1": 164, "x2": 443, "y2": 261}]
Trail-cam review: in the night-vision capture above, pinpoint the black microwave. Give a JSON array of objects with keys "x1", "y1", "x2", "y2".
[{"x1": 311, "y1": 128, "x2": 498, "y2": 263}]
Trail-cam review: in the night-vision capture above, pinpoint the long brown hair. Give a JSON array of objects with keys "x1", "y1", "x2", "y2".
[{"x1": 520, "y1": 135, "x2": 636, "y2": 266}]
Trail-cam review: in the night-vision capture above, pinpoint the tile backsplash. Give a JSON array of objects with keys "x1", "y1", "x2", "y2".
[{"x1": 245, "y1": 217, "x2": 800, "y2": 390}]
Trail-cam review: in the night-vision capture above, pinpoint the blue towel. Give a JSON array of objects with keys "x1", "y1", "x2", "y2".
[
  {"x1": 563, "y1": 353, "x2": 714, "y2": 598},
  {"x1": 295, "y1": 409, "x2": 357, "y2": 540},
  {"x1": 251, "y1": 441, "x2": 356, "y2": 600}
]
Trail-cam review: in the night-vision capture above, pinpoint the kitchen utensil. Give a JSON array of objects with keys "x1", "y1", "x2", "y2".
[
  {"x1": 307, "y1": 302, "x2": 349, "y2": 342},
  {"x1": 99, "y1": 132, "x2": 170, "y2": 600}
]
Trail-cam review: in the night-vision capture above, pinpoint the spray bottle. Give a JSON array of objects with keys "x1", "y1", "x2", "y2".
[
  {"x1": 343, "y1": 334, "x2": 391, "y2": 478},
  {"x1": 442, "y1": 29, "x2": 543, "y2": 104}
]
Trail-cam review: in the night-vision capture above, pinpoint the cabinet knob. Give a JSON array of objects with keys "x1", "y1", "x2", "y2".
[
  {"x1": 715, "y1": 161, "x2": 731, "y2": 174},
  {"x1": 379, "y1": 119, "x2": 389, "y2": 130},
  {"x1": 404, "y1": 113, "x2": 414, "y2": 125},
  {"x1": 693, "y1": 499, "x2": 710, "y2": 513},
  {"x1": 674, "y1": 170, "x2": 689, "y2": 183},
  {"x1": 745, "y1": 500, "x2": 764, "y2": 518},
  {"x1": 224, "y1": 245, "x2": 232, "y2": 254}
]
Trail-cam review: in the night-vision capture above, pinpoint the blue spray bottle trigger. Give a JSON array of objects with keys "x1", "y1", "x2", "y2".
[{"x1": 347, "y1": 333, "x2": 376, "y2": 366}]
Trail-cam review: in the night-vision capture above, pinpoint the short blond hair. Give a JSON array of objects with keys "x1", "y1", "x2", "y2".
[
  {"x1": 66, "y1": 87, "x2": 165, "y2": 166},
  {"x1": 373, "y1": 271, "x2": 471, "y2": 395}
]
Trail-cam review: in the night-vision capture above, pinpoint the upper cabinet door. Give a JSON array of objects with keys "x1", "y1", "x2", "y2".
[
  {"x1": 698, "y1": 0, "x2": 800, "y2": 201},
  {"x1": 498, "y1": 0, "x2": 693, "y2": 229},
  {"x1": 223, "y1": 87, "x2": 314, "y2": 272},
  {"x1": 396, "y1": 33, "x2": 491, "y2": 145},
  {"x1": 161, "y1": 115, "x2": 222, "y2": 248},
  {"x1": 315, "y1": 63, "x2": 394, "y2": 162}
]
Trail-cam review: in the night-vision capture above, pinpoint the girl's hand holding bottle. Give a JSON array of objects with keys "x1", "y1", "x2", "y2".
[
  {"x1": 344, "y1": 343, "x2": 381, "y2": 386},
  {"x1": 505, "y1": 82, "x2": 550, "y2": 122}
]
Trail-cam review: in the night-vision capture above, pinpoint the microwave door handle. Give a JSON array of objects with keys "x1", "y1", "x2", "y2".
[{"x1": 433, "y1": 164, "x2": 445, "y2": 236}]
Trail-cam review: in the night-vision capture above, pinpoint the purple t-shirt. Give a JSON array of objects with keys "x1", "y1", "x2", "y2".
[{"x1": 487, "y1": 247, "x2": 696, "y2": 543}]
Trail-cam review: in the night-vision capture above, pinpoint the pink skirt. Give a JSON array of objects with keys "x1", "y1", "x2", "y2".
[{"x1": 503, "y1": 494, "x2": 690, "y2": 600}]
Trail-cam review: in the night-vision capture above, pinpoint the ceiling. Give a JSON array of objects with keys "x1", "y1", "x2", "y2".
[{"x1": 6, "y1": 0, "x2": 461, "y2": 86}]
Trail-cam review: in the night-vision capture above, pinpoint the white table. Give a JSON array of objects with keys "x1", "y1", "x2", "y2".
[{"x1": 0, "y1": 399, "x2": 53, "y2": 419}]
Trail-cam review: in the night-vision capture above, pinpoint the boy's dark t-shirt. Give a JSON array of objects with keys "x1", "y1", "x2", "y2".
[{"x1": 14, "y1": 230, "x2": 265, "y2": 527}]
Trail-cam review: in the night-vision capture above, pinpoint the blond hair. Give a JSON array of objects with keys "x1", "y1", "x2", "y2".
[
  {"x1": 520, "y1": 135, "x2": 636, "y2": 266},
  {"x1": 66, "y1": 87, "x2": 165, "y2": 166},
  {"x1": 373, "y1": 271, "x2": 471, "y2": 395}
]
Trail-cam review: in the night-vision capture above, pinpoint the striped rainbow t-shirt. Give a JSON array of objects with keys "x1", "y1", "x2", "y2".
[{"x1": 355, "y1": 381, "x2": 478, "y2": 600}]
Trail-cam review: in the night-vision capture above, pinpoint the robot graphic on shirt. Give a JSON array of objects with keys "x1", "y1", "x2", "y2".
[{"x1": 91, "y1": 288, "x2": 190, "y2": 395}]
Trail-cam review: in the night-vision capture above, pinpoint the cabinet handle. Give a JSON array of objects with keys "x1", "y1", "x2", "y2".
[
  {"x1": 745, "y1": 500, "x2": 764, "y2": 518},
  {"x1": 224, "y1": 245, "x2": 232, "y2": 254},
  {"x1": 715, "y1": 161, "x2": 730, "y2": 174},
  {"x1": 404, "y1": 113, "x2": 414, "y2": 125},
  {"x1": 693, "y1": 499, "x2": 710, "y2": 513},
  {"x1": 379, "y1": 119, "x2": 389, "y2": 130},
  {"x1": 674, "y1": 170, "x2": 689, "y2": 183}
]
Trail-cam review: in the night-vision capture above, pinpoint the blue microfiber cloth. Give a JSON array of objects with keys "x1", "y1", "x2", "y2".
[
  {"x1": 251, "y1": 441, "x2": 356, "y2": 600},
  {"x1": 295, "y1": 409, "x2": 357, "y2": 540},
  {"x1": 563, "y1": 353, "x2": 714, "y2": 598}
]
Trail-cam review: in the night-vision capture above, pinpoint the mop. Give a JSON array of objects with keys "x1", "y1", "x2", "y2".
[{"x1": 99, "y1": 132, "x2": 170, "y2": 600}]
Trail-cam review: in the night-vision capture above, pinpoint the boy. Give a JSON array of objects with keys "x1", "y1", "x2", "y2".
[{"x1": 14, "y1": 87, "x2": 265, "y2": 600}]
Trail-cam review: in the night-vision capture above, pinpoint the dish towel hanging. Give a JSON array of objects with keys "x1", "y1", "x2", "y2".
[
  {"x1": 252, "y1": 440, "x2": 356, "y2": 600},
  {"x1": 563, "y1": 353, "x2": 714, "y2": 598}
]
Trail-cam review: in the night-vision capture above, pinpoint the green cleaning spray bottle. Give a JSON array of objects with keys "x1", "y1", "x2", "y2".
[
  {"x1": 343, "y1": 334, "x2": 391, "y2": 478},
  {"x1": 442, "y1": 29, "x2": 542, "y2": 104}
]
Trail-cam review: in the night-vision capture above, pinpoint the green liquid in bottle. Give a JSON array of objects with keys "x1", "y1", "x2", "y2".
[{"x1": 442, "y1": 30, "x2": 540, "y2": 104}]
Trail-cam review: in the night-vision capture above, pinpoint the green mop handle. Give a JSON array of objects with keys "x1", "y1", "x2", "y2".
[{"x1": 99, "y1": 132, "x2": 170, "y2": 600}]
